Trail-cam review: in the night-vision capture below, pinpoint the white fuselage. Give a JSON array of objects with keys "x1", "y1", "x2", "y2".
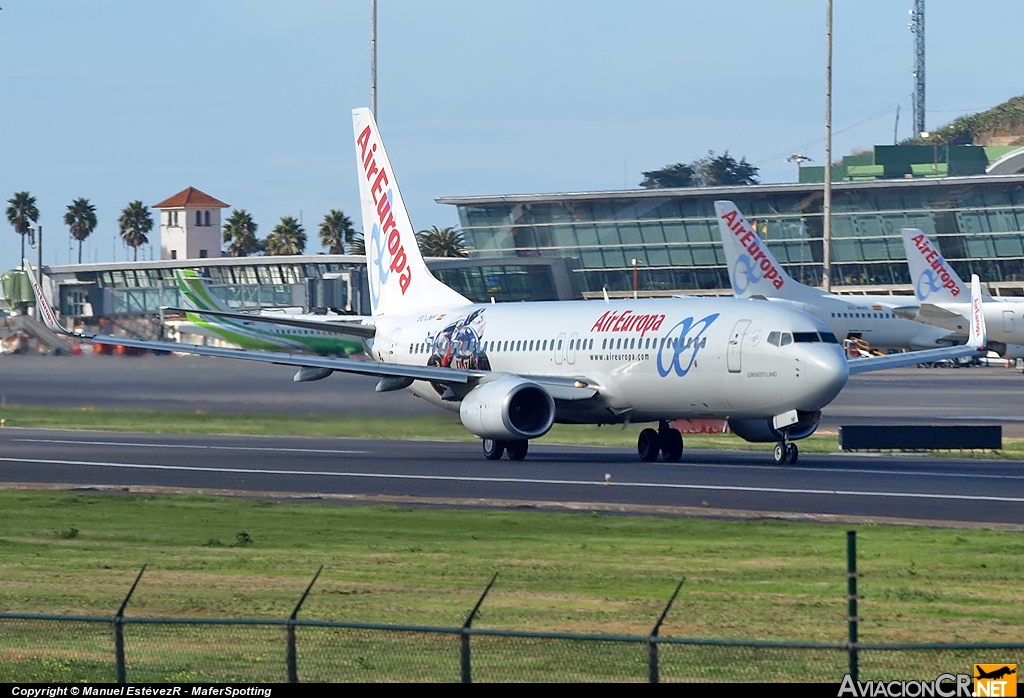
[
  {"x1": 765, "y1": 292, "x2": 960, "y2": 350},
  {"x1": 370, "y1": 297, "x2": 849, "y2": 423}
]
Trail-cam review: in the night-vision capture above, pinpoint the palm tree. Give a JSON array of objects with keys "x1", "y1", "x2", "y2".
[
  {"x1": 416, "y1": 225, "x2": 468, "y2": 258},
  {"x1": 64, "y1": 198, "x2": 98, "y2": 264},
  {"x1": 6, "y1": 191, "x2": 39, "y2": 263},
  {"x1": 222, "y1": 209, "x2": 262, "y2": 257},
  {"x1": 349, "y1": 233, "x2": 365, "y2": 256},
  {"x1": 319, "y1": 209, "x2": 357, "y2": 254},
  {"x1": 118, "y1": 201, "x2": 153, "y2": 262},
  {"x1": 265, "y1": 216, "x2": 306, "y2": 256}
]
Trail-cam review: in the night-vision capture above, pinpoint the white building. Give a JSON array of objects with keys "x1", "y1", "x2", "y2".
[{"x1": 154, "y1": 187, "x2": 229, "y2": 260}]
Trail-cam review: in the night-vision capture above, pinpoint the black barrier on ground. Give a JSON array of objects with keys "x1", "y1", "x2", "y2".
[{"x1": 838, "y1": 425, "x2": 1002, "y2": 451}]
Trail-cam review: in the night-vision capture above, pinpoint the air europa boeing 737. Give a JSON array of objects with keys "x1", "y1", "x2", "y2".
[{"x1": 26, "y1": 108, "x2": 987, "y2": 465}]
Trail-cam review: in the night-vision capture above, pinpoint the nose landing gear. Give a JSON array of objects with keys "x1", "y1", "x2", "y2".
[{"x1": 773, "y1": 430, "x2": 798, "y2": 465}]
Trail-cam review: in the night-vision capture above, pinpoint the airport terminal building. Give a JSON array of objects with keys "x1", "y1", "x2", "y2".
[
  {"x1": 440, "y1": 172, "x2": 1024, "y2": 298},
  {"x1": 18, "y1": 165, "x2": 1024, "y2": 337}
]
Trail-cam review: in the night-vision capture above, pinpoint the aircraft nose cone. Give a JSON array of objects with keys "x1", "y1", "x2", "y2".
[{"x1": 801, "y1": 345, "x2": 849, "y2": 410}]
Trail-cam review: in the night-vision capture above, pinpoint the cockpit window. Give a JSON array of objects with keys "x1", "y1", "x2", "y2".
[
  {"x1": 820, "y1": 332, "x2": 839, "y2": 344},
  {"x1": 793, "y1": 332, "x2": 819, "y2": 343},
  {"x1": 779, "y1": 332, "x2": 793, "y2": 346},
  {"x1": 767, "y1": 331, "x2": 781, "y2": 347}
]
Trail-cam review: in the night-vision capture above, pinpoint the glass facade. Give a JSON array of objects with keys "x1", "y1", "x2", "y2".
[{"x1": 443, "y1": 175, "x2": 1024, "y2": 296}]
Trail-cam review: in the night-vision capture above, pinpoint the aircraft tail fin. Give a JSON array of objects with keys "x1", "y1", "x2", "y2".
[
  {"x1": 713, "y1": 200, "x2": 813, "y2": 300},
  {"x1": 174, "y1": 269, "x2": 233, "y2": 313},
  {"x1": 352, "y1": 107, "x2": 471, "y2": 317},
  {"x1": 23, "y1": 259, "x2": 74, "y2": 336},
  {"x1": 900, "y1": 228, "x2": 969, "y2": 302},
  {"x1": 968, "y1": 273, "x2": 987, "y2": 350}
]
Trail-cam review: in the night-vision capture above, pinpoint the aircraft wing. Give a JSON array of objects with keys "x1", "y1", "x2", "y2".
[
  {"x1": 26, "y1": 260, "x2": 598, "y2": 400},
  {"x1": 847, "y1": 345, "x2": 981, "y2": 374},
  {"x1": 164, "y1": 307, "x2": 377, "y2": 338}
]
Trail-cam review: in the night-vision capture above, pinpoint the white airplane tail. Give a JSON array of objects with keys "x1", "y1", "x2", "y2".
[
  {"x1": 900, "y1": 228, "x2": 969, "y2": 303},
  {"x1": 352, "y1": 107, "x2": 471, "y2": 317},
  {"x1": 713, "y1": 200, "x2": 815, "y2": 300}
]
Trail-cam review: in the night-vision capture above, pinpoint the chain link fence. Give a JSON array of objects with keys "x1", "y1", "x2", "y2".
[{"x1": 1, "y1": 533, "x2": 1022, "y2": 683}]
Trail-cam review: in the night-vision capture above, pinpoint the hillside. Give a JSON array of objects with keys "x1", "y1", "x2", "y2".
[{"x1": 904, "y1": 94, "x2": 1024, "y2": 146}]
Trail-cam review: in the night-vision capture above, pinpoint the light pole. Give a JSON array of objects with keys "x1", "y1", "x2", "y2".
[
  {"x1": 371, "y1": 0, "x2": 377, "y2": 118},
  {"x1": 631, "y1": 258, "x2": 644, "y2": 299},
  {"x1": 823, "y1": 0, "x2": 833, "y2": 292},
  {"x1": 786, "y1": 154, "x2": 813, "y2": 182}
]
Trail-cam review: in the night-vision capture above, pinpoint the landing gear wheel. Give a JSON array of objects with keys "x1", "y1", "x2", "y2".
[
  {"x1": 774, "y1": 442, "x2": 787, "y2": 465},
  {"x1": 483, "y1": 439, "x2": 505, "y2": 461},
  {"x1": 786, "y1": 443, "x2": 798, "y2": 465},
  {"x1": 661, "y1": 429, "x2": 684, "y2": 462},
  {"x1": 638, "y1": 429, "x2": 661, "y2": 462},
  {"x1": 506, "y1": 440, "x2": 529, "y2": 461}
]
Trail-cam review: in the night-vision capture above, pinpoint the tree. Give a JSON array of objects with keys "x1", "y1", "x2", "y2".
[
  {"x1": 265, "y1": 216, "x2": 306, "y2": 255},
  {"x1": 697, "y1": 150, "x2": 760, "y2": 186},
  {"x1": 64, "y1": 198, "x2": 98, "y2": 264},
  {"x1": 118, "y1": 200, "x2": 153, "y2": 262},
  {"x1": 319, "y1": 209, "x2": 357, "y2": 254},
  {"x1": 639, "y1": 151, "x2": 759, "y2": 188},
  {"x1": 349, "y1": 232, "x2": 365, "y2": 256},
  {"x1": 222, "y1": 209, "x2": 262, "y2": 257},
  {"x1": 639, "y1": 163, "x2": 696, "y2": 188},
  {"x1": 6, "y1": 191, "x2": 39, "y2": 263},
  {"x1": 416, "y1": 225, "x2": 468, "y2": 258}
]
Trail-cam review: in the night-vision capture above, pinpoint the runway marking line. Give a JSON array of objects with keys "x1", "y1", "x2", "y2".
[
  {"x1": 11, "y1": 438, "x2": 368, "y2": 456},
  {"x1": 2, "y1": 456, "x2": 1024, "y2": 504},
  {"x1": 9, "y1": 438, "x2": 1024, "y2": 482}
]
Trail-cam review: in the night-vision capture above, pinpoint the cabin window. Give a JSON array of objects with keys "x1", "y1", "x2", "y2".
[
  {"x1": 542, "y1": 340, "x2": 547, "y2": 350},
  {"x1": 602, "y1": 338, "x2": 607, "y2": 349},
  {"x1": 529, "y1": 340, "x2": 534, "y2": 351},
  {"x1": 557, "y1": 340, "x2": 562, "y2": 350}
]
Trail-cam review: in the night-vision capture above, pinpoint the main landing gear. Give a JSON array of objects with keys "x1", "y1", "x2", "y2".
[
  {"x1": 483, "y1": 438, "x2": 528, "y2": 461},
  {"x1": 773, "y1": 431, "x2": 799, "y2": 465},
  {"x1": 638, "y1": 421, "x2": 683, "y2": 462}
]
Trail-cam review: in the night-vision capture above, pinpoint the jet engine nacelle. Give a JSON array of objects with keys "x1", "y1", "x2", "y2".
[
  {"x1": 987, "y1": 342, "x2": 1024, "y2": 360},
  {"x1": 728, "y1": 410, "x2": 821, "y2": 443},
  {"x1": 459, "y1": 377, "x2": 555, "y2": 441}
]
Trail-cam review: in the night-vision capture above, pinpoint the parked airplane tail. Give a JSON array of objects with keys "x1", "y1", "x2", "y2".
[
  {"x1": 174, "y1": 269, "x2": 232, "y2": 313},
  {"x1": 352, "y1": 107, "x2": 471, "y2": 317},
  {"x1": 900, "y1": 228, "x2": 970, "y2": 303},
  {"x1": 713, "y1": 200, "x2": 815, "y2": 301}
]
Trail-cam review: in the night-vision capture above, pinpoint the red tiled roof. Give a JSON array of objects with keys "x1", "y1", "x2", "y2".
[{"x1": 152, "y1": 187, "x2": 229, "y2": 209}]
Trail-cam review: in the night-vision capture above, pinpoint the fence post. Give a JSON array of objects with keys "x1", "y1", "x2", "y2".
[
  {"x1": 847, "y1": 531, "x2": 859, "y2": 682},
  {"x1": 114, "y1": 565, "x2": 147, "y2": 684},
  {"x1": 286, "y1": 566, "x2": 323, "y2": 684},
  {"x1": 648, "y1": 577, "x2": 685, "y2": 684},
  {"x1": 461, "y1": 572, "x2": 498, "y2": 684}
]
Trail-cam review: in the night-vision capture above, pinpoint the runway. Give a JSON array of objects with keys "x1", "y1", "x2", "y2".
[
  {"x1": 2, "y1": 355, "x2": 1024, "y2": 431},
  {"x1": 2, "y1": 428, "x2": 1022, "y2": 526}
]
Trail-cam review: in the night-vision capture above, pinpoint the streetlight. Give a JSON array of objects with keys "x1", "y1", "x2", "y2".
[{"x1": 786, "y1": 154, "x2": 813, "y2": 182}]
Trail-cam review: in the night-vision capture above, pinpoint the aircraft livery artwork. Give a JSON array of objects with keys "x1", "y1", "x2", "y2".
[{"x1": 426, "y1": 308, "x2": 491, "y2": 371}]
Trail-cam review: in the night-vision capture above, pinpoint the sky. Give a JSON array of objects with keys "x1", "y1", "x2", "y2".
[{"x1": 1, "y1": 0, "x2": 1022, "y2": 273}]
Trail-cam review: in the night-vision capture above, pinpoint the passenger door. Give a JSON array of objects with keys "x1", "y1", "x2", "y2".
[{"x1": 727, "y1": 319, "x2": 751, "y2": 373}]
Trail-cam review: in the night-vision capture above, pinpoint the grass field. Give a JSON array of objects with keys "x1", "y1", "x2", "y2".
[
  {"x1": 1, "y1": 492, "x2": 1022, "y2": 681},
  {"x1": 3, "y1": 404, "x2": 1024, "y2": 458}
]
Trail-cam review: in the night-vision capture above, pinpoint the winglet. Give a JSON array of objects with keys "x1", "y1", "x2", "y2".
[
  {"x1": 968, "y1": 273, "x2": 987, "y2": 350},
  {"x1": 23, "y1": 259, "x2": 74, "y2": 337}
]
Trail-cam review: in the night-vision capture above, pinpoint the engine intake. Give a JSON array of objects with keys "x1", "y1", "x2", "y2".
[{"x1": 460, "y1": 378, "x2": 555, "y2": 440}]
